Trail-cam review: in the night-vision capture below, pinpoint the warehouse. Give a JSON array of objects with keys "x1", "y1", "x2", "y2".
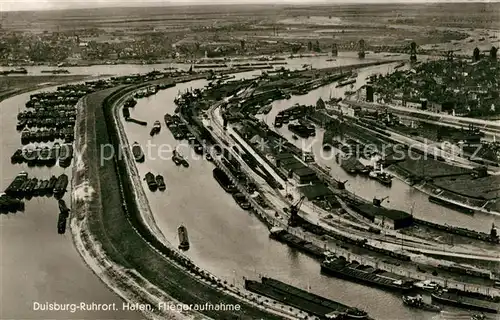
[
  {"x1": 275, "y1": 153, "x2": 319, "y2": 184},
  {"x1": 350, "y1": 203, "x2": 413, "y2": 230}
]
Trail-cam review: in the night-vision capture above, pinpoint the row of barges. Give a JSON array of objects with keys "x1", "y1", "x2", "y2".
[
  {"x1": 11, "y1": 143, "x2": 73, "y2": 167},
  {"x1": 144, "y1": 172, "x2": 166, "y2": 192},
  {"x1": 4, "y1": 172, "x2": 68, "y2": 199}
]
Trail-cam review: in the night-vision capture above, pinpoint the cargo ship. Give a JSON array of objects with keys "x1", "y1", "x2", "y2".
[
  {"x1": 156, "y1": 175, "x2": 166, "y2": 191},
  {"x1": 232, "y1": 193, "x2": 251, "y2": 210},
  {"x1": 336, "y1": 79, "x2": 356, "y2": 88},
  {"x1": 132, "y1": 142, "x2": 145, "y2": 162},
  {"x1": 428, "y1": 196, "x2": 474, "y2": 214},
  {"x1": 244, "y1": 277, "x2": 369, "y2": 320},
  {"x1": 178, "y1": 225, "x2": 190, "y2": 250},
  {"x1": 213, "y1": 168, "x2": 237, "y2": 193},
  {"x1": 144, "y1": 172, "x2": 158, "y2": 191},
  {"x1": 321, "y1": 256, "x2": 414, "y2": 292},
  {"x1": 402, "y1": 295, "x2": 441, "y2": 312},
  {"x1": 431, "y1": 290, "x2": 499, "y2": 314},
  {"x1": 150, "y1": 120, "x2": 161, "y2": 136}
]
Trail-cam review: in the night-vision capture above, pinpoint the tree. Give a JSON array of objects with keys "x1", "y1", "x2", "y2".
[
  {"x1": 473, "y1": 47, "x2": 480, "y2": 61},
  {"x1": 307, "y1": 41, "x2": 313, "y2": 51}
]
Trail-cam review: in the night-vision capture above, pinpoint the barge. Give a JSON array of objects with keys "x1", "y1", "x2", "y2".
[
  {"x1": 156, "y1": 175, "x2": 166, "y2": 191},
  {"x1": 245, "y1": 277, "x2": 369, "y2": 320},
  {"x1": 145, "y1": 172, "x2": 158, "y2": 191},
  {"x1": 213, "y1": 168, "x2": 237, "y2": 193},
  {"x1": 0, "y1": 193, "x2": 25, "y2": 213},
  {"x1": 232, "y1": 193, "x2": 251, "y2": 210},
  {"x1": 132, "y1": 142, "x2": 145, "y2": 162},
  {"x1": 428, "y1": 196, "x2": 474, "y2": 214},
  {"x1": 431, "y1": 290, "x2": 499, "y2": 314},
  {"x1": 54, "y1": 174, "x2": 68, "y2": 199},
  {"x1": 269, "y1": 227, "x2": 325, "y2": 260},
  {"x1": 321, "y1": 256, "x2": 414, "y2": 292},
  {"x1": 178, "y1": 225, "x2": 190, "y2": 250},
  {"x1": 402, "y1": 295, "x2": 441, "y2": 312}
]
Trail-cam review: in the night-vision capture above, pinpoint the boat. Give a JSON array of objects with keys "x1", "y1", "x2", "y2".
[
  {"x1": 57, "y1": 212, "x2": 67, "y2": 234},
  {"x1": 178, "y1": 225, "x2": 190, "y2": 250},
  {"x1": 368, "y1": 166, "x2": 392, "y2": 186},
  {"x1": 47, "y1": 176, "x2": 58, "y2": 193},
  {"x1": 232, "y1": 193, "x2": 251, "y2": 210},
  {"x1": 54, "y1": 174, "x2": 69, "y2": 199},
  {"x1": 292, "y1": 134, "x2": 298, "y2": 140},
  {"x1": 336, "y1": 79, "x2": 356, "y2": 88},
  {"x1": 150, "y1": 120, "x2": 161, "y2": 136},
  {"x1": 428, "y1": 196, "x2": 474, "y2": 214},
  {"x1": 156, "y1": 175, "x2": 166, "y2": 191},
  {"x1": 245, "y1": 277, "x2": 368, "y2": 320},
  {"x1": 0, "y1": 193, "x2": 25, "y2": 213},
  {"x1": 41, "y1": 69, "x2": 70, "y2": 74},
  {"x1": 431, "y1": 290, "x2": 498, "y2": 314},
  {"x1": 58, "y1": 144, "x2": 73, "y2": 168},
  {"x1": 173, "y1": 149, "x2": 189, "y2": 167},
  {"x1": 132, "y1": 142, "x2": 145, "y2": 162},
  {"x1": 4, "y1": 171, "x2": 28, "y2": 197},
  {"x1": 58, "y1": 199, "x2": 70, "y2": 216},
  {"x1": 213, "y1": 168, "x2": 237, "y2": 193},
  {"x1": 205, "y1": 153, "x2": 213, "y2": 162},
  {"x1": 402, "y1": 295, "x2": 441, "y2": 312},
  {"x1": 321, "y1": 256, "x2": 414, "y2": 292},
  {"x1": 144, "y1": 172, "x2": 158, "y2": 191}
]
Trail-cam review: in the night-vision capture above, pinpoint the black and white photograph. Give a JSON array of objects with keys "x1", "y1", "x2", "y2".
[{"x1": 0, "y1": 0, "x2": 499, "y2": 319}]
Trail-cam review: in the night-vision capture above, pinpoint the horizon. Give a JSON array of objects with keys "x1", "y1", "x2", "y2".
[{"x1": 0, "y1": 0, "x2": 496, "y2": 13}]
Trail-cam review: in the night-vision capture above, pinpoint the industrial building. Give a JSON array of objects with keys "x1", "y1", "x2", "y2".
[
  {"x1": 349, "y1": 203, "x2": 413, "y2": 230},
  {"x1": 275, "y1": 152, "x2": 319, "y2": 184}
]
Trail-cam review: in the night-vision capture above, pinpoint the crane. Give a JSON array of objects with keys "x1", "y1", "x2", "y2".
[
  {"x1": 373, "y1": 196, "x2": 388, "y2": 207},
  {"x1": 288, "y1": 195, "x2": 306, "y2": 227}
]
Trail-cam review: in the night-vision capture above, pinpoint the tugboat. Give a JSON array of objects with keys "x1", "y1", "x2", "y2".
[
  {"x1": 156, "y1": 175, "x2": 166, "y2": 191},
  {"x1": 369, "y1": 165, "x2": 392, "y2": 187},
  {"x1": 232, "y1": 193, "x2": 251, "y2": 210},
  {"x1": 132, "y1": 142, "x2": 145, "y2": 162},
  {"x1": 402, "y1": 295, "x2": 441, "y2": 312},
  {"x1": 149, "y1": 120, "x2": 161, "y2": 136},
  {"x1": 178, "y1": 225, "x2": 190, "y2": 250}
]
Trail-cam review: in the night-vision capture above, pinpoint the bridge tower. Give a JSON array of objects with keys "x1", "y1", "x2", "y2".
[
  {"x1": 358, "y1": 39, "x2": 365, "y2": 59},
  {"x1": 410, "y1": 41, "x2": 417, "y2": 63}
]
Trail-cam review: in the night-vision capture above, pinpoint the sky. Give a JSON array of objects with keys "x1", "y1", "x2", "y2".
[{"x1": 0, "y1": 0, "x2": 494, "y2": 12}]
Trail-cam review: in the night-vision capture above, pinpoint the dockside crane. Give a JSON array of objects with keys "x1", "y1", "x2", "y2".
[
  {"x1": 288, "y1": 195, "x2": 305, "y2": 227},
  {"x1": 373, "y1": 196, "x2": 388, "y2": 207}
]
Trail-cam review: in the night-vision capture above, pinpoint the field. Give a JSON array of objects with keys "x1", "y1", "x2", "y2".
[{"x1": 1, "y1": 3, "x2": 498, "y2": 51}]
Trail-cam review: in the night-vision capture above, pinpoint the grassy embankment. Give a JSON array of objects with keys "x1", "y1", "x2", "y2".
[{"x1": 81, "y1": 84, "x2": 286, "y2": 320}]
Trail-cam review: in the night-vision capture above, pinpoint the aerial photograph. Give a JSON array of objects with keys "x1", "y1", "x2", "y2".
[{"x1": 0, "y1": 0, "x2": 499, "y2": 319}]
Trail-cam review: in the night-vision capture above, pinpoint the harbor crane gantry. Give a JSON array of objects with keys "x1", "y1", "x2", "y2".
[
  {"x1": 288, "y1": 195, "x2": 306, "y2": 227},
  {"x1": 373, "y1": 196, "x2": 388, "y2": 207}
]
